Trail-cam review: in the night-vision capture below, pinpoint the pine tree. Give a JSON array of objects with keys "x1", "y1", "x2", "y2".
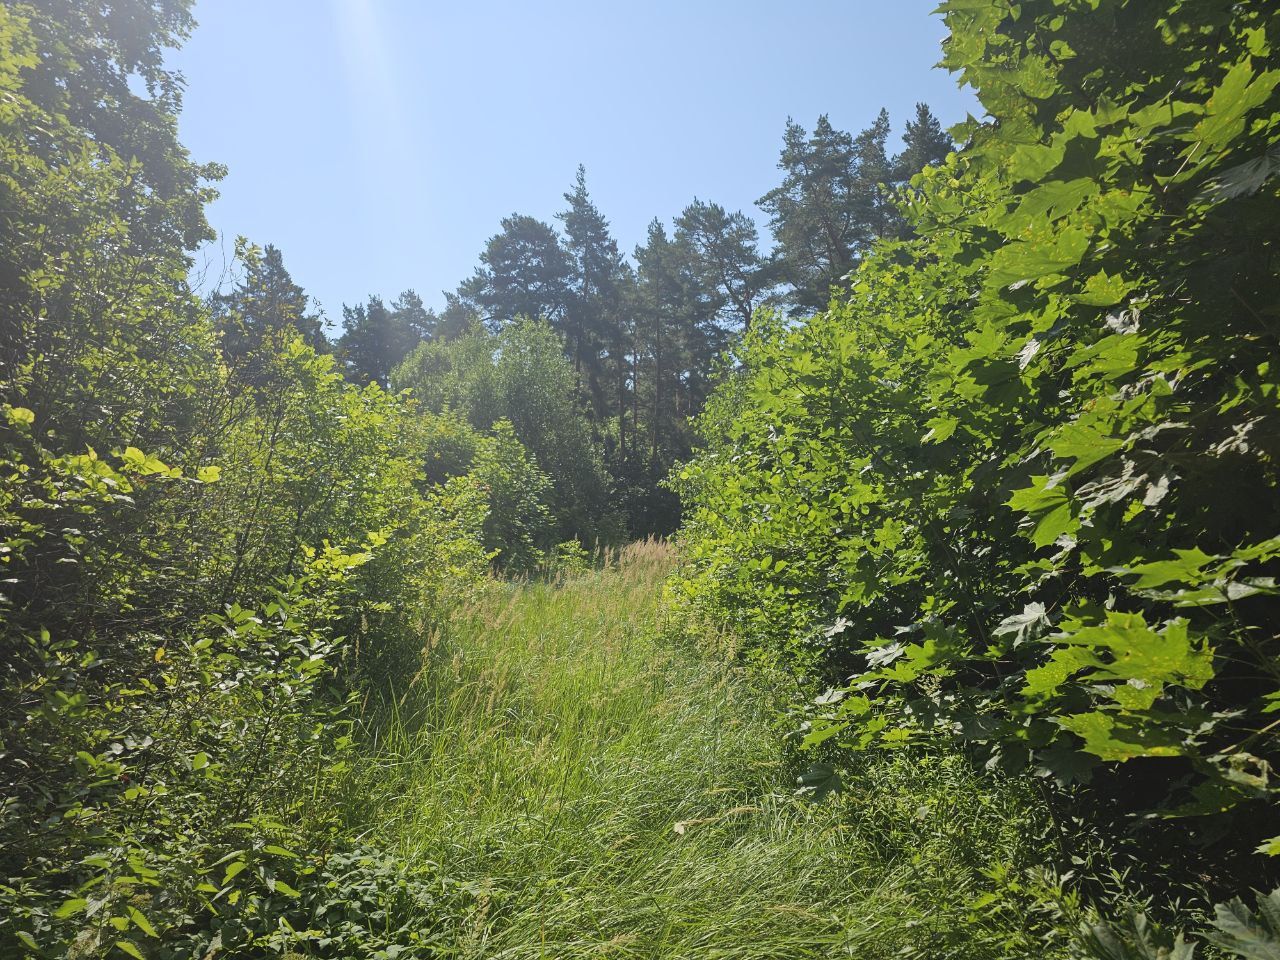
[
  {"x1": 469, "y1": 214, "x2": 574, "y2": 329},
  {"x1": 759, "y1": 108, "x2": 953, "y2": 313},
  {"x1": 851, "y1": 109, "x2": 897, "y2": 244},
  {"x1": 893, "y1": 103, "x2": 953, "y2": 184},
  {"x1": 758, "y1": 115, "x2": 862, "y2": 312},
  {"x1": 337, "y1": 291, "x2": 433, "y2": 386},
  {"x1": 557, "y1": 167, "x2": 631, "y2": 453},
  {"x1": 673, "y1": 199, "x2": 774, "y2": 330},
  {"x1": 211, "y1": 244, "x2": 326, "y2": 384}
]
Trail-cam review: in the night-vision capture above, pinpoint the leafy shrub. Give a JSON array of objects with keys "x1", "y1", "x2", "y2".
[
  {"x1": 0, "y1": 7, "x2": 491, "y2": 954},
  {"x1": 673, "y1": 0, "x2": 1280, "y2": 899},
  {"x1": 394, "y1": 319, "x2": 623, "y2": 546},
  {"x1": 416, "y1": 408, "x2": 483, "y2": 486},
  {"x1": 468, "y1": 420, "x2": 555, "y2": 575},
  {"x1": 542, "y1": 538, "x2": 593, "y2": 581}
]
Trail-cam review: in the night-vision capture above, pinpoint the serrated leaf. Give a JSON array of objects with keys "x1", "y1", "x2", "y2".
[
  {"x1": 1057, "y1": 711, "x2": 1185, "y2": 762},
  {"x1": 994, "y1": 602, "x2": 1049, "y2": 645},
  {"x1": 1205, "y1": 890, "x2": 1280, "y2": 960},
  {"x1": 54, "y1": 897, "x2": 88, "y2": 919},
  {"x1": 128, "y1": 907, "x2": 158, "y2": 938},
  {"x1": 795, "y1": 762, "x2": 843, "y2": 801},
  {"x1": 222, "y1": 860, "x2": 248, "y2": 884},
  {"x1": 989, "y1": 226, "x2": 1091, "y2": 288}
]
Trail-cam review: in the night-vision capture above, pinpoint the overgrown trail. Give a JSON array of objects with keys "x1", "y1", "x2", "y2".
[{"x1": 340, "y1": 544, "x2": 1048, "y2": 959}]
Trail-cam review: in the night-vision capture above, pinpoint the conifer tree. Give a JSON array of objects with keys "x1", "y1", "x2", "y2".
[
  {"x1": 672, "y1": 199, "x2": 774, "y2": 330},
  {"x1": 337, "y1": 290, "x2": 434, "y2": 385},
  {"x1": 557, "y1": 166, "x2": 632, "y2": 450},
  {"x1": 760, "y1": 107, "x2": 953, "y2": 313},
  {"x1": 758, "y1": 115, "x2": 861, "y2": 312},
  {"x1": 211, "y1": 244, "x2": 326, "y2": 383},
  {"x1": 893, "y1": 102, "x2": 953, "y2": 183},
  {"x1": 469, "y1": 214, "x2": 574, "y2": 329}
]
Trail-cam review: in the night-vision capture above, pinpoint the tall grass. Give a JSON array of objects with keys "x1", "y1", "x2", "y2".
[{"x1": 337, "y1": 544, "x2": 1069, "y2": 959}]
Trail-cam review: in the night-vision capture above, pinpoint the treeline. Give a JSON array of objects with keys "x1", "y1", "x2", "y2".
[
  {"x1": 221, "y1": 109, "x2": 952, "y2": 539},
  {"x1": 675, "y1": 0, "x2": 1280, "y2": 945}
]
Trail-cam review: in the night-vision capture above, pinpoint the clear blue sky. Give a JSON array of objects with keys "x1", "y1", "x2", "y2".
[{"x1": 172, "y1": 1, "x2": 977, "y2": 326}]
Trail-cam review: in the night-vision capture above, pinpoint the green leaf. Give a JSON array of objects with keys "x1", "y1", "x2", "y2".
[
  {"x1": 925, "y1": 415, "x2": 959, "y2": 442},
  {"x1": 114, "y1": 941, "x2": 145, "y2": 960},
  {"x1": 1011, "y1": 178, "x2": 1099, "y2": 227},
  {"x1": 1200, "y1": 142, "x2": 1280, "y2": 203},
  {"x1": 54, "y1": 897, "x2": 89, "y2": 919},
  {"x1": 988, "y1": 226, "x2": 1090, "y2": 288},
  {"x1": 1010, "y1": 479, "x2": 1075, "y2": 548},
  {"x1": 1076, "y1": 270, "x2": 1135, "y2": 307},
  {"x1": 1033, "y1": 745, "x2": 1099, "y2": 787},
  {"x1": 127, "y1": 907, "x2": 158, "y2": 938},
  {"x1": 1112, "y1": 548, "x2": 1217, "y2": 589},
  {"x1": 993, "y1": 602, "x2": 1049, "y2": 646},
  {"x1": 1205, "y1": 889, "x2": 1280, "y2": 959},
  {"x1": 4, "y1": 405, "x2": 35, "y2": 428},
  {"x1": 795, "y1": 762, "x2": 843, "y2": 801},
  {"x1": 1067, "y1": 614, "x2": 1214, "y2": 690},
  {"x1": 1192, "y1": 59, "x2": 1280, "y2": 155},
  {"x1": 222, "y1": 860, "x2": 248, "y2": 884},
  {"x1": 1023, "y1": 646, "x2": 1098, "y2": 701},
  {"x1": 1056, "y1": 711, "x2": 1184, "y2": 762},
  {"x1": 1048, "y1": 421, "x2": 1124, "y2": 474}
]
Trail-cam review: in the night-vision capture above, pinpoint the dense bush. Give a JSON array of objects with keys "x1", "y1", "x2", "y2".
[
  {"x1": 674, "y1": 0, "x2": 1280, "y2": 901},
  {"x1": 0, "y1": 3, "x2": 489, "y2": 953},
  {"x1": 394, "y1": 318, "x2": 623, "y2": 548},
  {"x1": 469, "y1": 420, "x2": 556, "y2": 575}
]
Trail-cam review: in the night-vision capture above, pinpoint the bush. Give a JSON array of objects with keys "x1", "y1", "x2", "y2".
[
  {"x1": 673, "y1": 0, "x2": 1280, "y2": 904},
  {"x1": 394, "y1": 319, "x2": 623, "y2": 547},
  {"x1": 0, "y1": 8, "x2": 491, "y2": 952},
  {"x1": 468, "y1": 419, "x2": 556, "y2": 575}
]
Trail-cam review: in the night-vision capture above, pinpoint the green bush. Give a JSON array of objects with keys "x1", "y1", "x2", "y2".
[
  {"x1": 673, "y1": 0, "x2": 1280, "y2": 899},
  {"x1": 468, "y1": 419, "x2": 556, "y2": 575},
  {"x1": 0, "y1": 6, "x2": 491, "y2": 953},
  {"x1": 394, "y1": 318, "x2": 623, "y2": 547}
]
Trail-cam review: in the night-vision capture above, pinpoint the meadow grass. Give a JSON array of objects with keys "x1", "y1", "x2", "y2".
[{"x1": 338, "y1": 542, "x2": 1068, "y2": 959}]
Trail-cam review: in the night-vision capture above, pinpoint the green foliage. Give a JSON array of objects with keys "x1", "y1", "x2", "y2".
[
  {"x1": 1074, "y1": 913, "x2": 1196, "y2": 960},
  {"x1": 542, "y1": 538, "x2": 592, "y2": 580},
  {"x1": 757, "y1": 108, "x2": 952, "y2": 312},
  {"x1": 210, "y1": 241, "x2": 328, "y2": 381},
  {"x1": 1206, "y1": 889, "x2": 1280, "y2": 959},
  {"x1": 1, "y1": 547, "x2": 361, "y2": 954},
  {"x1": 673, "y1": 0, "x2": 1280, "y2": 901},
  {"x1": 0, "y1": 7, "x2": 490, "y2": 954},
  {"x1": 468, "y1": 420, "x2": 555, "y2": 574},
  {"x1": 336, "y1": 290, "x2": 435, "y2": 387},
  {"x1": 416, "y1": 408, "x2": 482, "y2": 485},
  {"x1": 1076, "y1": 887, "x2": 1280, "y2": 960},
  {"x1": 394, "y1": 318, "x2": 622, "y2": 547}
]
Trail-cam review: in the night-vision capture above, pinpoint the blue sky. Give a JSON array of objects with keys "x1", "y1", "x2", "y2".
[{"x1": 173, "y1": 1, "x2": 977, "y2": 326}]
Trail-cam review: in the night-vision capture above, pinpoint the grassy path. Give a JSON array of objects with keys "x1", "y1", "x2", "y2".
[{"x1": 338, "y1": 544, "x2": 1054, "y2": 959}]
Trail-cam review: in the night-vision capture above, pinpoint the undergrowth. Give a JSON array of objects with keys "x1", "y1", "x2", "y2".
[{"x1": 340, "y1": 543, "x2": 1071, "y2": 959}]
